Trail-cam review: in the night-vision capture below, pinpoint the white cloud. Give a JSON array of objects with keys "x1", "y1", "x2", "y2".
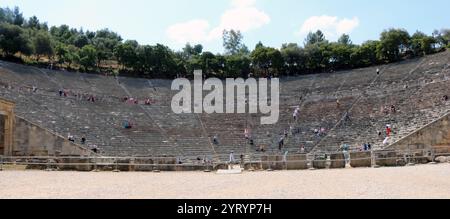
[
  {"x1": 231, "y1": 0, "x2": 257, "y2": 8},
  {"x1": 166, "y1": 19, "x2": 211, "y2": 44},
  {"x1": 297, "y1": 15, "x2": 360, "y2": 39},
  {"x1": 208, "y1": 6, "x2": 270, "y2": 40},
  {"x1": 166, "y1": 0, "x2": 270, "y2": 45}
]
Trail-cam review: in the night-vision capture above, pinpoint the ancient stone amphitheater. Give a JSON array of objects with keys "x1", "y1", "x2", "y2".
[{"x1": 0, "y1": 51, "x2": 449, "y2": 166}]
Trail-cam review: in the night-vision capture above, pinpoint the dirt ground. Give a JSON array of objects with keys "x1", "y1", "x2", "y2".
[{"x1": 0, "y1": 163, "x2": 449, "y2": 199}]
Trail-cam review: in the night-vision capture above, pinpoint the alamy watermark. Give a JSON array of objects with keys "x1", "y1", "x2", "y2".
[{"x1": 171, "y1": 70, "x2": 280, "y2": 125}]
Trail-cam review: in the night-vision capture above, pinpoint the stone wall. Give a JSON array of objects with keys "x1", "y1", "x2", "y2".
[
  {"x1": 350, "y1": 152, "x2": 372, "y2": 168},
  {"x1": 13, "y1": 117, "x2": 93, "y2": 156},
  {"x1": 0, "y1": 115, "x2": 4, "y2": 154},
  {"x1": 388, "y1": 112, "x2": 450, "y2": 151}
]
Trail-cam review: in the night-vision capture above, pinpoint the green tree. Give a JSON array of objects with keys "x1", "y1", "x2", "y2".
[
  {"x1": 329, "y1": 42, "x2": 353, "y2": 70},
  {"x1": 33, "y1": 30, "x2": 54, "y2": 61},
  {"x1": 433, "y1": 29, "x2": 449, "y2": 49},
  {"x1": 223, "y1": 30, "x2": 246, "y2": 55},
  {"x1": 72, "y1": 34, "x2": 89, "y2": 48},
  {"x1": 26, "y1": 16, "x2": 40, "y2": 29},
  {"x1": 0, "y1": 22, "x2": 33, "y2": 56},
  {"x1": 338, "y1": 34, "x2": 352, "y2": 45},
  {"x1": 305, "y1": 30, "x2": 326, "y2": 45},
  {"x1": 280, "y1": 43, "x2": 306, "y2": 75},
  {"x1": 250, "y1": 43, "x2": 283, "y2": 77},
  {"x1": 181, "y1": 43, "x2": 203, "y2": 60},
  {"x1": 224, "y1": 54, "x2": 251, "y2": 78},
  {"x1": 114, "y1": 40, "x2": 138, "y2": 70},
  {"x1": 92, "y1": 29, "x2": 122, "y2": 67},
  {"x1": 377, "y1": 28, "x2": 411, "y2": 62},
  {"x1": 12, "y1": 7, "x2": 24, "y2": 26},
  {"x1": 411, "y1": 31, "x2": 436, "y2": 56},
  {"x1": 351, "y1": 40, "x2": 380, "y2": 67},
  {"x1": 0, "y1": 7, "x2": 14, "y2": 24},
  {"x1": 78, "y1": 45, "x2": 97, "y2": 70},
  {"x1": 55, "y1": 43, "x2": 79, "y2": 68}
]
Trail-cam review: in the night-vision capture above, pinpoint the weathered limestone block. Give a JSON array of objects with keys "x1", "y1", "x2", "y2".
[
  {"x1": 312, "y1": 160, "x2": 326, "y2": 169},
  {"x1": 261, "y1": 155, "x2": 284, "y2": 170},
  {"x1": 374, "y1": 151, "x2": 397, "y2": 167},
  {"x1": 244, "y1": 162, "x2": 262, "y2": 170},
  {"x1": 286, "y1": 154, "x2": 308, "y2": 170},
  {"x1": 330, "y1": 153, "x2": 346, "y2": 169},
  {"x1": 214, "y1": 163, "x2": 228, "y2": 170},
  {"x1": 133, "y1": 158, "x2": 154, "y2": 171},
  {"x1": 435, "y1": 156, "x2": 448, "y2": 163},
  {"x1": 350, "y1": 152, "x2": 372, "y2": 168},
  {"x1": 58, "y1": 157, "x2": 93, "y2": 171}
]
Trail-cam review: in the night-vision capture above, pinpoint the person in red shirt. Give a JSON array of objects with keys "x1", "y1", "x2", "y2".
[{"x1": 386, "y1": 125, "x2": 392, "y2": 137}]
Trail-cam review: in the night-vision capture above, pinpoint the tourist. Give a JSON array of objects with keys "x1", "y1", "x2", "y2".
[
  {"x1": 244, "y1": 128, "x2": 250, "y2": 140},
  {"x1": 383, "y1": 137, "x2": 390, "y2": 146},
  {"x1": 336, "y1": 99, "x2": 341, "y2": 108},
  {"x1": 240, "y1": 154, "x2": 245, "y2": 166},
  {"x1": 340, "y1": 143, "x2": 350, "y2": 164},
  {"x1": 376, "y1": 68, "x2": 380, "y2": 75},
  {"x1": 320, "y1": 127, "x2": 326, "y2": 136},
  {"x1": 229, "y1": 151, "x2": 236, "y2": 164},
  {"x1": 293, "y1": 107, "x2": 300, "y2": 121},
  {"x1": 59, "y1": 89, "x2": 63, "y2": 97},
  {"x1": 81, "y1": 137, "x2": 86, "y2": 145},
  {"x1": 91, "y1": 144, "x2": 98, "y2": 153},
  {"x1": 386, "y1": 125, "x2": 392, "y2": 137},
  {"x1": 363, "y1": 143, "x2": 368, "y2": 151},
  {"x1": 283, "y1": 151, "x2": 289, "y2": 164},
  {"x1": 367, "y1": 143, "x2": 372, "y2": 151},
  {"x1": 123, "y1": 120, "x2": 132, "y2": 129},
  {"x1": 68, "y1": 134, "x2": 75, "y2": 143},
  {"x1": 314, "y1": 128, "x2": 319, "y2": 135},
  {"x1": 344, "y1": 112, "x2": 351, "y2": 122},
  {"x1": 88, "y1": 95, "x2": 95, "y2": 103},
  {"x1": 278, "y1": 137, "x2": 285, "y2": 151},
  {"x1": 258, "y1": 144, "x2": 266, "y2": 153},
  {"x1": 391, "y1": 105, "x2": 397, "y2": 113},
  {"x1": 213, "y1": 135, "x2": 219, "y2": 145},
  {"x1": 284, "y1": 129, "x2": 289, "y2": 137},
  {"x1": 299, "y1": 145, "x2": 305, "y2": 153},
  {"x1": 383, "y1": 106, "x2": 389, "y2": 115},
  {"x1": 443, "y1": 95, "x2": 448, "y2": 102}
]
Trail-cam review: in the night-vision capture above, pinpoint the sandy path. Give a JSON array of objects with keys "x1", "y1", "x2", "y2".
[{"x1": 0, "y1": 163, "x2": 449, "y2": 199}]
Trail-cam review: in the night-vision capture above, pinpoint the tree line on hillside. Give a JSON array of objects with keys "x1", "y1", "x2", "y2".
[{"x1": 1, "y1": 6, "x2": 449, "y2": 79}]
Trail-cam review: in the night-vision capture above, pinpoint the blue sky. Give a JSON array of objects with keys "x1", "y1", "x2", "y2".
[{"x1": 1, "y1": 0, "x2": 449, "y2": 53}]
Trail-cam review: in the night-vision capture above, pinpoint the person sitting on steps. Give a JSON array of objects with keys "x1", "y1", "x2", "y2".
[
  {"x1": 68, "y1": 134, "x2": 75, "y2": 143},
  {"x1": 123, "y1": 120, "x2": 133, "y2": 129},
  {"x1": 213, "y1": 135, "x2": 219, "y2": 145}
]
